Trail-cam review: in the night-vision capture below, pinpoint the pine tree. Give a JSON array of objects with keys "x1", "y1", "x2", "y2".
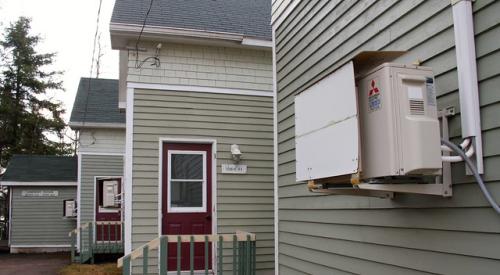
[{"x1": 0, "y1": 17, "x2": 71, "y2": 167}]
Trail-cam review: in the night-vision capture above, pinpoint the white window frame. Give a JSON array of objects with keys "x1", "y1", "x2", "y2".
[{"x1": 166, "y1": 150, "x2": 207, "y2": 213}]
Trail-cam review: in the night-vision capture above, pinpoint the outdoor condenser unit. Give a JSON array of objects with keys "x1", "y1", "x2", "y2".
[
  {"x1": 103, "y1": 180, "x2": 119, "y2": 208},
  {"x1": 357, "y1": 63, "x2": 442, "y2": 180},
  {"x1": 63, "y1": 199, "x2": 77, "y2": 218},
  {"x1": 295, "y1": 61, "x2": 442, "y2": 185}
]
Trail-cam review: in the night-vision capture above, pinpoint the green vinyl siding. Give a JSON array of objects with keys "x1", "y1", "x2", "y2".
[
  {"x1": 10, "y1": 186, "x2": 76, "y2": 246},
  {"x1": 275, "y1": 0, "x2": 500, "y2": 274},
  {"x1": 131, "y1": 89, "x2": 274, "y2": 274},
  {"x1": 80, "y1": 154, "x2": 123, "y2": 226}
]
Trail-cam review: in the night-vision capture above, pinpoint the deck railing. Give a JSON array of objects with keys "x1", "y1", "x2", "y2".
[
  {"x1": 117, "y1": 231, "x2": 256, "y2": 275},
  {"x1": 69, "y1": 221, "x2": 124, "y2": 263}
]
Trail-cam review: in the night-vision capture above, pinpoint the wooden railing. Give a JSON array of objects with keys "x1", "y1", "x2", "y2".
[
  {"x1": 69, "y1": 221, "x2": 124, "y2": 263},
  {"x1": 117, "y1": 231, "x2": 256, "y2": 275}
]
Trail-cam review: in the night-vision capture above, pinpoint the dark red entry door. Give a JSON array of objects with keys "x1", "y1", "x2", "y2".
[
  {"x1": 162, "y1": 143, "x2": 212, "y2": 271},
  {"x1": 95, "y1": 178, "x2": 122, "y2": 242}
]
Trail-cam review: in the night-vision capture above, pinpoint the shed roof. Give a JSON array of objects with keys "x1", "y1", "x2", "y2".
[
  {"x1": 111, "y1": 0, "x2": 272, "y2": 41},
  {"x1": 69, "y1": 78, "x2": 125, "y2": 127},
  {"x1": 1, "y1": 155, "x2": 77, "y2": 183}
]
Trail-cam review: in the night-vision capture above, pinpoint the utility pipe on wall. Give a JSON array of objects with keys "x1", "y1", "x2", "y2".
[{"x1": 451, "y1": 0, "x2": 484, "y2": 173}]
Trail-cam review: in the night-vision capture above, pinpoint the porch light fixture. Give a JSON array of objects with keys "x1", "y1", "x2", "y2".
[{"x1": 231, "y1": 144, "x2": 242, "y2": 163}]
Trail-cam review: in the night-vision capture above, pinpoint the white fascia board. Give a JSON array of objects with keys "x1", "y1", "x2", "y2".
[
  {"x1": 1, "y1": 181, "x2": 77, "y2": 186},
  {"x1": 127, "y1": 82, "x2": 273, "y2": 97},
  {"x1": 241, "y1": 38, "x2": 273, "y2": 48},
  {"x1": 110, "y1": 23, "x2": 271, "y2": 49},
  {"x1": 68, "y1": 122, "x2": 126, "y2": 130}
]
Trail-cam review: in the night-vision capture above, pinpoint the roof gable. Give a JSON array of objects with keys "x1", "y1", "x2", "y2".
[{"x1": 69, "y1": 78, "x2": 125, "y2": 127}]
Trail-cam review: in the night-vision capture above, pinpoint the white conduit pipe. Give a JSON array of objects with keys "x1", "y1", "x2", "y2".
[
  {"x1": 441, "y1": 138, "x2": 471, "y2": 152},
  {"x1": 442, "y1": 144, "x2": 474, "y2": 162},
  {"x1": 441, "y1": 139, "x2": 500, "y2": 214}
]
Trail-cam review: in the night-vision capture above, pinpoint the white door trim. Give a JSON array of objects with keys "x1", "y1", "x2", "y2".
[{"x1": 158, "y1": 137, "x2": 218, "y2": 272}]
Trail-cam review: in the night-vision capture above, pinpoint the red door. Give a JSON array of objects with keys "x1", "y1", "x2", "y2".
[
  {"x1": 95, "y1": 178, "x2": 122, "y2": 242},
  {"x1": 162, "y1": 143, "x2": 212, "y2": 271}
]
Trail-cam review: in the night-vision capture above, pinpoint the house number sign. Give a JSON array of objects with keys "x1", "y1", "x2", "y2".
[
  {"x1": 222, "y1": 164, "x2": 247, "y2": 174},
  {"x1": 22, "y1": 190, "x2": 59, "y2": 197}
]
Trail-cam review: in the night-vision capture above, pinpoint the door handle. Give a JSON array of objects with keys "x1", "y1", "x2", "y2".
[{"x1": 205, "y1": 215, "x2": 212, "y2": 221}]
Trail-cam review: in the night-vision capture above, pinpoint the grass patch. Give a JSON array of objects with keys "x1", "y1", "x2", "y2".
[{"x1": 59, "y1": 263, "x2": 121, "y2": 275}]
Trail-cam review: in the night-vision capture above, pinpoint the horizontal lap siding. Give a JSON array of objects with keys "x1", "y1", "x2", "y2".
[
  {"x1": 10, "y1": 186, "x2": 76, "y2": 245},
  {"x1": 80, "y1": 154, "x2": 124, "y2": 226},
  {"x1": 132, "y1": 89, "x2": 274, "y2": 274},
  {"x1": 127, "y1": 42, "x2": 273, "y2": 92},
  {"x1": 275, "y1": 0, "x2": 500, "y2": 274}
]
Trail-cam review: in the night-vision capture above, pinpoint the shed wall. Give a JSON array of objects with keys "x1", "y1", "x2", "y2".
[
  {"x1": 10, "y1": 186, "x2": 76, "y2": 248},
  {"x1": 274, "y1": 0, "x2": 500, "y2": 274}
]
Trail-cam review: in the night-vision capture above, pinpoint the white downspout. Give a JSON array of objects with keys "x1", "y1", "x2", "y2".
[{"x1": 451, "y1": 0, "x2": 483, "y2": 173}]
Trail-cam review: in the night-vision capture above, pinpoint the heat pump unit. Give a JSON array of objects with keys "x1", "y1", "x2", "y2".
[
  {"x1": 64, "y1": 199, "x2": 77, "y2": 218},
  {"x1": 357, "y1": 63, "x2": 442, "y2": 179},
  {"x1": 103, "y1": 180, "x2": 119, "y2": 208}
]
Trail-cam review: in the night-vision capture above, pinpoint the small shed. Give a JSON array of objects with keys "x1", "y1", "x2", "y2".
[{"x1": 1, "y1": 155, "x2": 77, "y2": 253}]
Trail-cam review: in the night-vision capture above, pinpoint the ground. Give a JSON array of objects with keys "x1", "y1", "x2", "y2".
[
  {"x1": 58, "y1": 263, "x2": 121, "y2": 275},
  {"x1": 0, "y1": 252, "x2": 70, "y2": 275},
  {"x1": 0, "y1": 253, "x2": 121, "y2": 275}
]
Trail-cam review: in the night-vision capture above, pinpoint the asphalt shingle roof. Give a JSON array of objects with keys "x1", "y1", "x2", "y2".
[
  {"x1": 111, "y1": 0, "x2": 272, "y2": 41},
  {"x1": 2, "y1": 155, "x2": 77, "y2": 182},
  {"x1": 69, "y1": 78, "x2": 125, "y2": 125}
]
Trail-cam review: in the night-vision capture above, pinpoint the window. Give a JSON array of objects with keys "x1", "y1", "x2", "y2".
[{"x1": 167, "y1": 151, "x2": 207, "y2": 212}]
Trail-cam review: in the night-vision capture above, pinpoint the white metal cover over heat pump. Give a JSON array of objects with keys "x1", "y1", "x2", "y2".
[{"x1": 295, "y1": 62, "x2": 359, "y2": 181}]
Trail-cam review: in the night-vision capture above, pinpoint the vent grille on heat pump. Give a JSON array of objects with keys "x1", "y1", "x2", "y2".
[{"x1": 409, "y1": 99, "x2": 425, "y2": 115}]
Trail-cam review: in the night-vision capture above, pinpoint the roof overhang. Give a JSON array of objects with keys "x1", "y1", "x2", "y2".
[
  {"x1": 68, "y1": 121, "x2": 126, "y2": 130},
  {"x1": 1, "y1": 181, "x2": 77, "y2": 186},
  {"x1": 110, "y1": 23, "x2": 272, "y2": 50}
]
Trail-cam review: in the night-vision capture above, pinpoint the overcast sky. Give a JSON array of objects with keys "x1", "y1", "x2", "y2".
[{"x1": 0, "y1": 0, "x2": 118, "y2": 122}]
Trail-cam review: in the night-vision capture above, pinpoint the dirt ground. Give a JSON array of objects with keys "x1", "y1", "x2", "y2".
[{"x1": 0, "y1": 252, "x2": 70, "y2": 275}]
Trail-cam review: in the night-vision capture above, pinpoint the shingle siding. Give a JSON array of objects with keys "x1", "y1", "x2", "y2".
[
  {"x1": 131, "y1": 89, "x2": 274, "y2": 274},
  {"x1": 127, "y1": 42, "x2": 273, "y2": 92},
  {"x1": 275, "y1": 0, "x2": 500, "y2": 274},
  {"x1": 10, "y1": 186, "x2": 76, "y2": 246}
]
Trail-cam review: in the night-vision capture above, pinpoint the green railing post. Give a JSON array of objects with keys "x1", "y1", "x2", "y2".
[
  {"x1": 177, "y1": 236, "x2": 181, "y2": 275},
  {"x1": 204, "y1": 235, "x2": 209, "y2": 275},
  {"x1": 159, "y1": 236, "x2": 168, "y2": 275},
  {"x1": 89, "y1": 223, "x2": 94, "y2": 264},
  {"x1": 123, "y1": 255, "x2": 131, "y2": 275},
  {"x1": 252, "y1": 241, "x2": 256, "y2": 275},
  {"x1": 190, "y1": 236, "x2": 194, "y2": 275},
  {"x1": 143, "y1": 245, "x2": 149, "y2": 275},
  {"x1": 232, "y1": 235, "x2": 237, "y2": 275},
  {"x1": 245, "y1": 236, "x2": 251, "y2": 275},
  {"x1": 70, "y1": 232, "x2": 75, "y2": 263},
  {"x1": 218, "y1": 235, "x2": 223, "y2": 275},
  {"x1": 79, "y1": 227, "x2": 83, "y2": 262}
]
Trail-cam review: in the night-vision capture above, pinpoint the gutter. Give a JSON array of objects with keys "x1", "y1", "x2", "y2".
[
  {"x1": 450, "y1": 0, "x2": 484, "y2": 173},
  {"x1": 68, "y1": 122, "x2": 126, "y2": 130}
]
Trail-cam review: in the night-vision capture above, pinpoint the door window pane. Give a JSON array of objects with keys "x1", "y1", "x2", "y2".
[
  {"x1": 170, "y1": 181, "x2": 203, "y2": 207},
  {"x1": 171, "y1": 154, "x2": 203, "y2": 179}
]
